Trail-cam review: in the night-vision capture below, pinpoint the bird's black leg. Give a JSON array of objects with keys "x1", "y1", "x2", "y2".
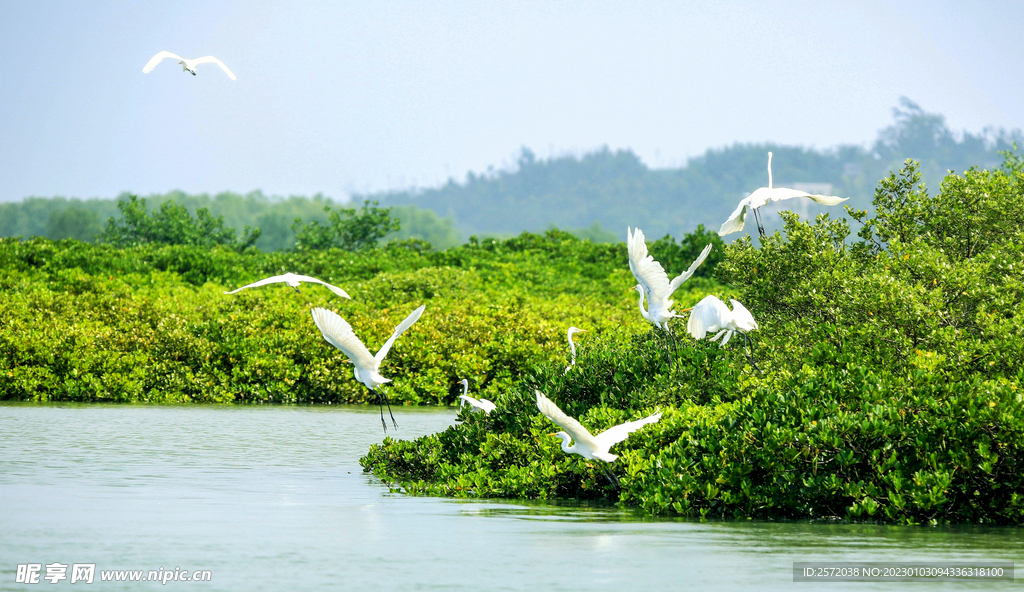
[
  {"x1": 382, "y1": 389, "x2": 399, "y2": 430},
  {"x1": 661, "y1": 329, "x2": 674, "y2": 367},
  {"x1": 375, "y1": 391, "x2": 388, "y2": 433},
  {"x1": 742, "y1": 332, "x2": 762, "y2": 373},
  {"x1": 669, "y1": 327, "x2": 680, "y2": 368},
  {"x1": 754, "y1": 209, "x2": 766, "y2": 238},
  {"x1": 598, "y1": 464, "x2": 620, "y2": 489}
]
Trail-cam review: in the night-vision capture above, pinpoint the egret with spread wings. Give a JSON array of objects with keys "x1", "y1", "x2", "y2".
[
  {"x1": 311, "y1": 305, "x2": 426, "y2": 431},
  {"x1": 225, "y1": 273, "x2": 350, "y2": 298},
  {"x1": 718, "y1": 152, "x2": 848, "y2": 238},
  {"x1": 536, "y1": 390, "x2": 661, "y2": 486},
  {"x1": 143, "y1": 51, "x2": 237, "y2": 80},
  {"x1": 628, "y1": 226, "x2": 712, "y2": 332}
]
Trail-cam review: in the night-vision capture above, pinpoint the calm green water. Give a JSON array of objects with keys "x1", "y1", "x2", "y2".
[{"x1": 1, "y1": 404, "x2": 1020, "y2": 591}]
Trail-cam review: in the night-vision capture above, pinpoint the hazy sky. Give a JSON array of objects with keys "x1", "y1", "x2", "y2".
[{"x1": 1, "y1": 0, "x2": 1021, "y2": 202}]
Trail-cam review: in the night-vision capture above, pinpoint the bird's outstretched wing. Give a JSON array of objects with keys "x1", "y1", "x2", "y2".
[
  {"x1": 729, "y1": 299, "x2": 759, "y2": 332},
  {"x1": 686, "y1": 295, "x2": 731, "y2": 339},
  {"x1": 627, "y1": 227, "x2": 671, "y2": 300},
  {"x1": 374, "y1": 305, "x2": 426, "y2": 364},
  {"x1": 593, "y1": 411, "x2": 662, "y2": 449},
  {"x1": 669, "y1": 243, "x2": 713, "y2": 293},
  {"x1": 224, "y1": 274, "x2": 292, "y2": 294},
  {"x1": 460, "y1": 395, "x2": 496, "y2": 413},
  {"x1": 762, "y1": 187, "x2": 848, "y2": 207},
  {"x1": 142, "y1": 51, "x2": 183, "y2": 73},
  {"x1": 190, "y1": 56, "x2": 237, "y2": 80},
  {"x1": 288, "y1": 274, "x2": 351, "y2": 298},
  {"x1": 719, "y1": 199, "x2": 750, "y2": 236},
  {"x1": 535, "y1": 391, "x2": 598, "y2": 448},
  {"x1": 805, "y1": 194, "x2": 849, "y2": 206},
  {"x1": 310, "y1": 308, "x2": 376, "y2": 368}
]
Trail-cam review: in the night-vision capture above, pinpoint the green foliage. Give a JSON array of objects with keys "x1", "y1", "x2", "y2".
[
  {"x1": 292, "y1": 200, "x2": 400, "y2": 251},
  {"x1": 1, "y1": 227, "x2": 722, "y2": 406},
  {"x1": 361, "y1": 157, "x2": 1024, "y2": 525},
  {"x1": 100, "y1": 194, "x2": 261, "y2": 252}
]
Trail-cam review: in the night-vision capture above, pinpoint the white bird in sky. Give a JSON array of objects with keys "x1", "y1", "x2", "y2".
[
  {"x1": 142, "y1": 51, "x2": 237, "y2": 80},
  {"x1": 564, "y1": 327, "x2": 587, "y2": 374},
  {"x1": 718, "y1": 151, "x2": 848, "y2": 238},
  {"x1": 627, "y1": 227, "x2": 713, "y2": 332},
  {"x1": 536, "y1": 390, "x2": 661, "y2": 486},
  {"x1": 311, "y1": 305, "x2": 426, "y2": 431},
  {"x1": 458, "y1": 379, "x2": 496, "y2": 414},
  {"x1": 225, "y1": 273, "x2": 351, "y2": 298}
]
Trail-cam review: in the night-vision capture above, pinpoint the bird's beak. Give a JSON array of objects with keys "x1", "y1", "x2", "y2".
[
  {"x1": 680, "y1": 307, "x2": 692, "y2": 313},
  {"x1": 343, "y1": 360, "x2": 353, "y2": 364}
]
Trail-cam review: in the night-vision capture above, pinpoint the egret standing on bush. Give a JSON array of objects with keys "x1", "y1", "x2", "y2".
[
  {"x1": 310, "y1": 305, "x2": 426, "y2": 431},
  {"x1": 564, "y1": 327, "x2": 587, "y2": 374},
  {"x1": 536, "y1": 390, "x2": 661, "y2": 487},
  {"x1": 718, "y1": 152, "x2": 849, "y2": 238},
  {"x1": 457, "y1": 379, "x2": 496, "y2": 414},
  {"x1": 684, "y1": 295, "x2": 760, "y2": 370}
]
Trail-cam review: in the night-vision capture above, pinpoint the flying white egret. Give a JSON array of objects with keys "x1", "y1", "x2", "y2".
[
  {"x1": 718, "y1": 152, "x2": 848, "y2": 238},
  {"x1": 627, "y1": 227, "x2": 713, "y2": 333},
  {"x1": 142, "y1": 51, "x2": 237, "y2": 80},
  {"x1": 535, "y1": 390, "x2": 661, "y2": 486},
  {"x1": 310, "y1": 305, "x2": 426, "y2": 431},
  {"x1": 225, "y1": 273, "x2": 351, "y2": 298},
  {"x1": 684, "y1": 295, "x2": 760, "y2": 371},
  {"x1": 564, "y1": 327, "x2": 587, "y2": 374},
  {"x1": 457, "y1": 379, "x2": 496, "y2": 414}
]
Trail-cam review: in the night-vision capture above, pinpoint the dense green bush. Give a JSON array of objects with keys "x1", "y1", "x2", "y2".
[
  {"x1": 100, "y1": 194, "x2": 261, "y2": 251},
  {"x1": 0, "y1": 228, "x2": 718, "y2": 405},
  {"x1": 361, "y1": 157, "x2": 1024, "y2": 524},
  {"x1": 292, "y1": 200, "x2": 400, "y2": 251}
]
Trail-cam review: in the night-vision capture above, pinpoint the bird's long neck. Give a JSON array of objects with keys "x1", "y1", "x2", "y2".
[
  {"x1": 767, "y1": 151, "x2": 774, "y2": 189},
  {"x1": 567, "y1": 334, "x2": 577, "y2": 363},
  {"x1": 635, "y1": 287, "x2": 651, "y2": 321},
  {"x1": 558, "y1": 435, "x2": 575, "y2": 455},
  {"x1": 461, "y1": 381, "x2": 468, "y2": 398}
]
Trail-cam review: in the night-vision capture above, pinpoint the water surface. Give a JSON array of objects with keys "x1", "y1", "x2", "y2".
[{"x1": 1, "y1": 404, "x2": 1020, "y2": 590}]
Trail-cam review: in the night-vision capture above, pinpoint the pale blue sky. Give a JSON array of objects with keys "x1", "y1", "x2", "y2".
[{"x1": 1, "y1": 0, "x2": 1021, "y2": 202}]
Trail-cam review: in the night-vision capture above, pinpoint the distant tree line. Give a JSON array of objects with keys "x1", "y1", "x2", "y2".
[{"x1": 1, "y1": 98, "x2": 1019, "y2": 247}]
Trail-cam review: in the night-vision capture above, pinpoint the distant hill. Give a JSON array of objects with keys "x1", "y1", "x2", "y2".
[
  {"x1": 368, "y1": 98, "x2": 1021, "y2": 240},
  {"x1": 2, "y1": 98, "x2": 1019, "y2": 247}
]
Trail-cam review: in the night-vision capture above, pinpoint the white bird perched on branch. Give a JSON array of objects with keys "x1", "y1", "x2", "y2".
[
  {"x1": 627, "y1": 227, "x2": 713, "y2": 332},
  {"x1": 718, "y1": 151, "x2": 848, "y2": 238},
  {"x1": 535, "y1": 390, "x2": 661, "y2": 486},
  {"x1": 310, "y1": 305, "x2": 426, "y2": 431},
  {"x1": 564, "y1": 327, "x2": 587, "y2": 374},
  {"x1": 457, "y1": 379, "x2": 496, "y2": 414},
  {"x1": 684, "y1": 295, "x2": 760, "y2": 371},
  {"x1": 142, "y1": 51, "x2": 237, "y2": 80},
  {"x1": 225, "y1": 273, "x2": 350, "y2": 298}
]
